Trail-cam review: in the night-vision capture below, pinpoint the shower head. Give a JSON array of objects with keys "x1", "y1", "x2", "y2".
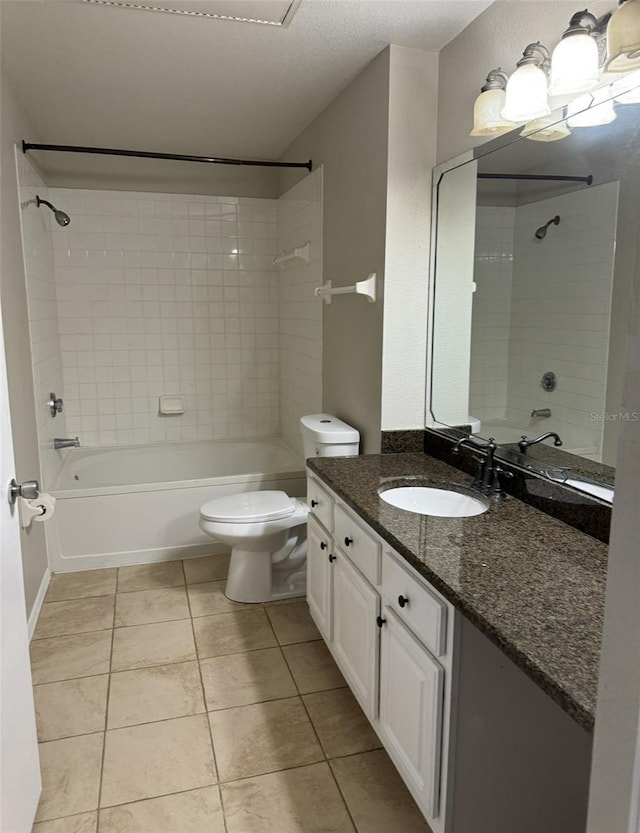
[
  {"x1": 36, "y1": 195, "x2": 71, "y2": 227},
  {"x1": 535, "y1": 214, "x2": 560, "y2": 240}
]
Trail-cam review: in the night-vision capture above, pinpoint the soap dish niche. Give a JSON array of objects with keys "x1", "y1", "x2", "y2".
[{"x1": 159, "y1": 395, "x2": 185, "y2": 415}]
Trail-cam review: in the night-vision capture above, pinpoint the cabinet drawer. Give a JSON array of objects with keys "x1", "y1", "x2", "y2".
[
  {"x1": 307, "y1": 477, "x2": 334, "y2": 532},
  {"x1": 382, "y1": 553, "x2": 447, "y2": 657},
  {"x1": 334, "y1": 503, "x2": 380, "y2": 585}
]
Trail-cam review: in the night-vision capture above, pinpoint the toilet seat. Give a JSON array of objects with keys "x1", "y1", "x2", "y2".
[{"x1": 200, "y1": 490, "x2": 296, "y2": 524}]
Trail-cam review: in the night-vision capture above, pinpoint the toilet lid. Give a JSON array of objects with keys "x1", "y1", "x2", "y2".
[{"x1": 200, "y1": 490, "x2": 296, "y2": 523}]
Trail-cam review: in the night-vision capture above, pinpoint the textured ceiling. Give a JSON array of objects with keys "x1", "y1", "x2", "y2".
[{"x1": 2, "y1": 0, "x2": 492, "y2": 169}]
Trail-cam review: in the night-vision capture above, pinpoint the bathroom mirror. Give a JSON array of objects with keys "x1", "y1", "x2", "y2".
[{"x1": 429, "y1": 84, "x2": 640, "y2": 492}]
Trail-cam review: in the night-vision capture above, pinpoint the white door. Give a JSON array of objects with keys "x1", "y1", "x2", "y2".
[
  {"x1": 306, "y1": 517, "x2": 333, "y2": 642},
  {"x1": 332, "y1": 552, "x2": 380, "y2": 721},
  {"x1": 379, "y1": 608, "x2": 444, "y2": 821},
  {"x1": 0, "y1": 309, "x2": 41, "y2": 831}
]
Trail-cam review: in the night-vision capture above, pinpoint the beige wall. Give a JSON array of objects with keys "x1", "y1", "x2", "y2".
[
  {"x1": 1, "y1": 72, "x2": 49, "y2": 616},
  {"x1": 437, "y1": 0, "x2": 611, "y2": 165},
  {"x1": 279, "y1": 45, "x2": 439, "y2": 448},
  {"x1": 436, "y1": 2, "x2": 640, "y2": 826},
  {"x1": 381, "y1": 46, "x2": 438, "y2": 431},
  {"x1": 41, "y1": 157, "x2": 279, "y2": 199},
  {"x1": 587, "y1": 248, "x2": 640, "y2": 831},
  {"x1": 279, "y1": 48, "x2": 391, "y2": 453}
]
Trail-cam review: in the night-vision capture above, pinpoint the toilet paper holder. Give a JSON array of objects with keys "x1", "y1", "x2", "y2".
[{"x1": 17, "y1": 492, "x2": 56, "y2": 529}]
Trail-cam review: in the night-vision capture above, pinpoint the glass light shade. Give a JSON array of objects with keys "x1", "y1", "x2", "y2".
[
  {"x1": 501, "y1": 64, "x2": 551, "y2": 122},
  {"x1": 549, "y1": 34, "x2": 600, "y2": 95},
  {"x1": 612, "y1": 69, "x2": 640, "y2": 102},
  {"x1": 606, "y1": 0, "x2": 640, "y2": 72},
  {"x1": 470, "y1": 89, "x2": 514, "y2": 136},
  {"x1": 567, "y1": 89, "x2": 617, "y2": 127},
  {"x1": 521, "y1": 115, "x2": 571, "y2": 142}
]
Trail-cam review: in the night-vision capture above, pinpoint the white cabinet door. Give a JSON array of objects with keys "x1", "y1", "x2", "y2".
[
  {"x1": 307, "y1": 517, "x2": 334, "y2": 642},
  {"x1": 332, "y1": 552, "x2": 380, "y2": 721},
  {"x1": 379, "y1": 608, "x2": 444, "y2": 821}
]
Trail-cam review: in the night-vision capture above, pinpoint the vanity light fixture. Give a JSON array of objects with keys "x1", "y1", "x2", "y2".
[
  {"x1": 567, "y1": 86, "x2": 617, "y2": 126},
  {"x1": 501, "y1": 43, "x2": 551, "y2": 123},
  {"x1": 606, "y1": 0, "x2": 640, "y2": 72},
  {"x1": 469, "y1": 69, "x2": 514, "y2": 137},
  {"x1": 549, "y1": 11, "x2": 601, "y2": 95},
  {"x1": 521, "y1": 113, "x2": 572, "y2": 142}
]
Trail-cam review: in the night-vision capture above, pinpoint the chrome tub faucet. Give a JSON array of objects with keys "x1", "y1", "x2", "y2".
[{"x1": 54, "y1": 437, "x2": 80, "y2": 450}]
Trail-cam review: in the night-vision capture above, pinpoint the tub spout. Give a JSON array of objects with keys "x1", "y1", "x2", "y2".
[{"x1": 54, "y1": 437, "x2": 80, "y2": 450}]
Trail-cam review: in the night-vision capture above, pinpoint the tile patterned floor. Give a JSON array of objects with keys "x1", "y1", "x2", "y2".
[{"x1": 30, "y1": 557, "x2": 431, "y2": 833}]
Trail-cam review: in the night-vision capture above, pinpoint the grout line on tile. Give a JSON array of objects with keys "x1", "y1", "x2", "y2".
[
  {"x1": 94, "y1": 783, "x2": 225, "y2": 821},
  {"x1": 96, "y1": 622, "x2": 116, "y2": 812},
  {"x1": 114, "y1": 583, "x2": 188, "y2": 597},
  {"x1": 182, "y1": 559, "x2": 222, "y2": 789},
  {"x1": 30, "y1": 627, "x2": 114, "y2": 645},
  {"x1": 105, "y1": 711, "x2": 213, "y2": 735},
  {"x1": 112, "y1": 616, "x2": 192, "y2": 632},
  {"x1": 215, "y1": 782, "x2": 231, "y2": 833},
  {"x1": 44, "y1": 591, "x2": 117, "y2": 603},
  {"x1": 326, "y1": 757, "x2": 360, "y2": 833},
  {"x1": 216, "y1": 757, "x2": 341, "y2": 786},
  {"x1": 279, "y1": 638, "x2": 332, "y2": 763}
]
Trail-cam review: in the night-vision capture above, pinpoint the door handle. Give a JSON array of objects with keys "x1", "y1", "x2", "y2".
[{"x1": 8, "y1": 479, "x2": 40, "y2": 506}]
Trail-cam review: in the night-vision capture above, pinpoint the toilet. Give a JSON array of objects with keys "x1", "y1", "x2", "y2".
[{"x1": 199, "y1": 414, "x2": 360, "y2": 603}]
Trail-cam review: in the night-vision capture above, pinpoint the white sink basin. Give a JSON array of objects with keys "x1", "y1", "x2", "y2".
[{"x1": 379, "y1": 486, "x2": 489, "y2": 518}]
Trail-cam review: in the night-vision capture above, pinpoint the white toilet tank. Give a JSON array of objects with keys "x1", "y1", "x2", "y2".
[{"x1": 300, "y1": 414, "x2": 360, "y2": 459}]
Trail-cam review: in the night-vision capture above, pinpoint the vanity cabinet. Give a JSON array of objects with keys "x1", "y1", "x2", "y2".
[
  {"x1": 307, "y1": 472, "x2": 454, "y2": 833},
  {"x1": 332, "y1": 551, "x2": 380, "y2": 720},
  {"x1": 306, "y1": 517, "x2": 333, "y2": 642},
  {"x1": 379, "y1": 608, "x2": 444, "y2": 820}
]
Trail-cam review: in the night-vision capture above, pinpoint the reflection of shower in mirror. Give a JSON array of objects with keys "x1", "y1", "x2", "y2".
[{"x1": 534, "y1": 214, "x2": 560, "y2": 240}]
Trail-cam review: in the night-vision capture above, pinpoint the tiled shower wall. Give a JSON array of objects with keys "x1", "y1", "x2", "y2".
[
  {"x1": 507, "y1": 182, "x2": 618, "y2": 457},
  {"x1": 277, "y1": 169, "x2": 323, "y2": 456},
  {"x1": 469, "y1": 182, "x2": 617, "y2": 459},
  {"x1": 49, "y1": 189, "x2": 280, "y2": 446},
  {"x1": 17, "y1": 153, "x2": 67, "y2": 488},
  {"x1": 469, "y1": 206, "x2": 514, "y2": 421}
]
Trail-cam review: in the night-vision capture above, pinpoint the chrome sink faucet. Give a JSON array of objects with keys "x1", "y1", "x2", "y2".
[
  {"x1": 54, "y1": 437, "x2": 80, "y2": 449},
  {"x1": 518, "y1": 432, "x2": 563, "y2": 454},
  {"x1": 452, "y1": 436, "x2": 512, "y2": 498}
]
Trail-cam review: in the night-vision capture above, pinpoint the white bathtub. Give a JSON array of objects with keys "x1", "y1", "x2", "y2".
[{"x1": 48, "y1": 438, "x2": 306, "y2": 572}]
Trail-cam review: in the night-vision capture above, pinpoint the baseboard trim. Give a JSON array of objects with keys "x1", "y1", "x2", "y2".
[{"x1": 28, "y1": 568, "x2": 51, "y2": 642}]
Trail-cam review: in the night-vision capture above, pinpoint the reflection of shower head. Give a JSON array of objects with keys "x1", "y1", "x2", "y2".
[
  {"x1": 535, "y1": 214, "x2": 560, "y2": 240},
  {"x1": 36, "y1": 195, "x2": 71, "y2": 227}
]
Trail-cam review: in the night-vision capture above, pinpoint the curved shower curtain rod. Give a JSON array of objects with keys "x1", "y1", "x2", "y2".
[
  {"x1": 477, "y1": 172, "x2": 593, "y2": 185},
  {"x1": 22, "y1": 141, "x2": 313, "y2": 171}
]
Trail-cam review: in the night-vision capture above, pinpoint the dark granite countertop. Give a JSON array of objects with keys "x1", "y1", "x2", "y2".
[{"x1": 307, "y1": 452, "x2": 608, "y2": 732}]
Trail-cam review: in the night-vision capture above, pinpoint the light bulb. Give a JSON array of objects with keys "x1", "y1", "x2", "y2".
[
  {"x1": 550, "y1": 34, "x2": 600, "y2": 95},
  {"x1": 470, "y1": 89, "x2": 514, "y2": 136},
  {"x1": 521, "y1": 114, "x2": 571, "y2": 142},
  {"x1": 502, "y1": 63, "x2": 551, "y2": 122}
]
